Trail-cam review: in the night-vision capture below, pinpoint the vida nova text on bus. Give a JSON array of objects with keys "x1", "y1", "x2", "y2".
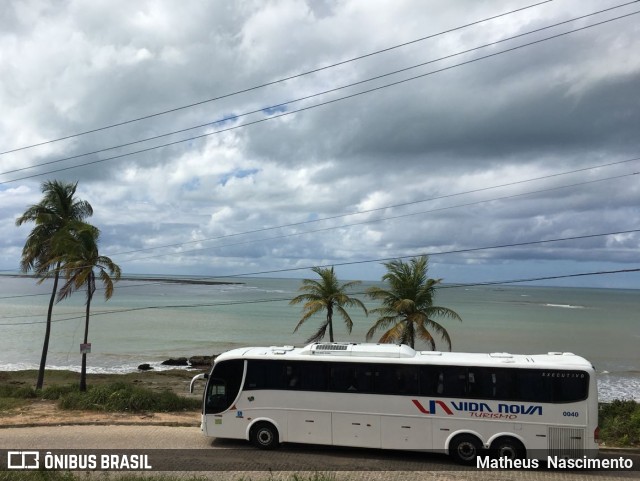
[{"x1": 189, "y1": 342, "x2": 598, "y2": 465}]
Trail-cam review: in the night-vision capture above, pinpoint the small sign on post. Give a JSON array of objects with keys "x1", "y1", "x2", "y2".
[{"x1": 80, "y1": 343, "x2": 91, "y2": 354}]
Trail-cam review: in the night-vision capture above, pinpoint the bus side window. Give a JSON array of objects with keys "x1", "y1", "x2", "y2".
[
  {"x1": 419, "y1": 366, "x2": 439, "y2": 396},
  {"x1": 492, "y1": 368, "x2": 517, "y2": 400},
  {"x1": 244, "y1": 361, "x2": 265, "y2": 389},
  {"x1": 328, "y1": 363, "x2": 354, "y2": 392},
  {"x1": 552, "y1": 371, "x2": 589, "y2": 402},
  {"x1": 467, "y1": 369, "x2": 485, "y2": 398},
  {"x1": 516, "y1": 370, "x2": 553, "y2": 403},
  {"x1": 355, "y1": 364, "x2": 374, "y2": 392},
  {"x1": 285, "y1": 364, "x2": 300, "y2": 388},
  {"x1": 373, "y1": 364, "x2": 415, "y2": 395},
  {"x1": 468, "y1": 368, "x2": 515, "y2": 399},
  {"x1": 440, "y1": 366, "x2": 467, "y2": 398},
  {"x1": 298, "y1": 362, "x2": 328, "y2": 391}
]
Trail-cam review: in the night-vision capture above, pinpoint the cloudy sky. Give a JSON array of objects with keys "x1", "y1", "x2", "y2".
[{"x1": 1, "y1": 0, "x2": 639, "y2": 287}]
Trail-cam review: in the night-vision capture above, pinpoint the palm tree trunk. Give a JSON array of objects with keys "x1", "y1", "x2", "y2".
[
  {"x1": 36, "y1": 262, "x2": 61, "y2": 390},
  {"x1": 80, "y1": 284, "x2": 93, "y2": 392},
  {"x1": 327, "y1": 304, "x2": 334, "y2": 342}
]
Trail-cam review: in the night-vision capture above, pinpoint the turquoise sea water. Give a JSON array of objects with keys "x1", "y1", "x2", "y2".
[{"x1": 0, "y1": 275, "x2": 638, "y2": 401}]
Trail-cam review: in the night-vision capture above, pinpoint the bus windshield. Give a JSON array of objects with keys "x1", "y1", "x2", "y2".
[{"x1": 204, "y1": 359, "x2": 244, "y2": 414}]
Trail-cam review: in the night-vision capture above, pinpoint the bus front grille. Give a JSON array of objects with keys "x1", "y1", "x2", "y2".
[{"x1": 548, "y1": 427, "x2": 585, "y2": 458}]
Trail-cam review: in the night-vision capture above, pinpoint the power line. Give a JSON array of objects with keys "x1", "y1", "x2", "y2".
[
  {"x1": 0, "y1": 0, "x2": 554, "y2": 156},
  {"x1": 2, "y1": 228, "x2": 637, "y2": 303},
  {"x1": 104, "y1": 157, "x2": 640, "y2": 258},
  {"x1": 2, "y1": 267, "x2": 638, "y2": 326},
  {"x1": 3, "y1": 2, "x2": 636, "y2": 179},
  {"x1": 3, "y1": 8, "x2": 639, "y2": 185},
  {"x1": 223, "y1": 228, "x2": 640, "y2": 278},
  {"x1": 440, "y1": 268, "x2": 640, "y2": 289},
  {"x1": 5, "y1": 167, "x2": 638, "y2": 276},
  {"x1": 115, "y1": 170, "x2": 640, "y2": 263}
]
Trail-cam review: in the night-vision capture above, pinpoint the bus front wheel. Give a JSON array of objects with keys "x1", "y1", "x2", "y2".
[
  {"x1": 251, "y1": 422, "x2": 279, "y2": 450},
  {"x1": 490, "y1": 437, "x2": 525, "y2": 460},
  {"x1": 449, "y1": 434, "x2": 483, "y2": 465}
]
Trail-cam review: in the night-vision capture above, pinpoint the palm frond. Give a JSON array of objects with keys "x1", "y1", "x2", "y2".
[
  {"x1": 291, "y1": 266, "x2": 366, "y2": 342},
  {"x1": 305, "y1": 321, "x2": 329, "y2": 344}
]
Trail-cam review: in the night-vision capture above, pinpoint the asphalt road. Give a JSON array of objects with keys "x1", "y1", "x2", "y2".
[{"x1": 1, "y1": 425, "x2": 638, "y2": 480}]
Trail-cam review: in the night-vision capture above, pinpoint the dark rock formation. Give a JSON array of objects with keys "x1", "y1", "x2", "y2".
[
  {"x1": 138, "y1": 363, "x2": 153, "y2": 371},
  {"x1": 161, "y1": 357, "x2": 188, "y2": 366},
  {"x1": 188, "y1": 355, "x2": 215, "y2": 368}
]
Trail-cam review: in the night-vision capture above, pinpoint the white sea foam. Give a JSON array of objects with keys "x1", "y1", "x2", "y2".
[
  {"x1": 0, "y1": 361, "x2": 194, "y2": 374},
  {"x1": 544, "y1": 303, "x2": 585, "y2": 309}
]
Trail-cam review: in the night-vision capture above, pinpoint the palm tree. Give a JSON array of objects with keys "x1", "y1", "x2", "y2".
[
  {"x1": 15, "y1": 180, "x2": 93, "y2": 389},
  {"x1": 366, "y1": 256, "x2": 461, "y2": 350},
  {"x1": 290, "y1": 266, "x2": 367, "y2": 343},
  {"x1": 55, "y1": 226, "x2": 121, "y2": 391}
]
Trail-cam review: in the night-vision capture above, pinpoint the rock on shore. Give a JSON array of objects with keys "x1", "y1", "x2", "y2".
[{"x1": 148, "y1": 355, "x2": 216, "y2": 369}]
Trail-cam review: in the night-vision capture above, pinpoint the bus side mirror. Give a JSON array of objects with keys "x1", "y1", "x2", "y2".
[{"x1": 190, "y1": 373, "x2": 206, "y2": 394}]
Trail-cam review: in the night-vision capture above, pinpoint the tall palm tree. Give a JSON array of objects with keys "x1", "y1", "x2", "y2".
[
  {"x1": 366, "y1": 256, "x2": 461, "y2": 350},
  {"x1": 15, "y1": 180, "x2": 93, "y2": 389},
  {"x1": 290, "y1": 266, "x2": 367, "y2": 343},
  {"x1": 55, "y1": 226, "x2": 121, "y2": 391}
]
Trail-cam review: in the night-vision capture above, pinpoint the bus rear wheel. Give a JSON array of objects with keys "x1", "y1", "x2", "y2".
[
  {"x1": 251, "y1": 422, "x2": 279, "y2": 450},
  {"x1": 449, "y1": 434, "x2": 483, "y2": 465},
  {"x1": 490, "y1": 437, "x2": 525, "y2": 460}
]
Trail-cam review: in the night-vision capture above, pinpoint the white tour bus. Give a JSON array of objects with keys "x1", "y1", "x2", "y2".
[{"x1": 190, "y1": 342, "x2": 598, "y2": 464}]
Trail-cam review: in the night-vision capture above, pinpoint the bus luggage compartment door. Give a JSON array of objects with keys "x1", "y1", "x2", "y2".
[
  {"x1": 381, "y1": 416, "x2": 432, "y2": 450},
  {"x1": 332, "y1": 413, "x2": 381, "y2": 448},
  {"x1": 287, "y1": 411, "x2": 332, "y2": 445}
]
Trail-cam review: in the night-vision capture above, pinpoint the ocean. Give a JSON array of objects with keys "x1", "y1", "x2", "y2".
[{"x1": 0, "y1": 275, "x2": 638, "y2": 402}]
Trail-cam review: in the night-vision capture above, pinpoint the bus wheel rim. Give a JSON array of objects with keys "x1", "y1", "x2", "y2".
[
  {"x1": 458, "y1": 441, "x2": 476, "y2": 460},
  {"x1": 499, "y1": 446, "x2": 516, "y2": 459},
  {"x1": 258, "y1": 429, "x2": 272, "y2": 445}
]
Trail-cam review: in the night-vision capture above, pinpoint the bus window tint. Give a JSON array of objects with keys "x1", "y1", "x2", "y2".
[
  {"x1": 419, "y1": 366, "x2": 467, "y2": 398},
  {"x1": 246, "y1": 360, "x2": 289, "y2": 390},
  {"x1": 245, "y1": 361, "x2": 328, "y2": 391},
  {"x1": 419, "y1": 366, "x2": 439, "y2": 396},
  {"x1": 551, "y1": 371, "x2": 589, "y2": 402},
  {"x1": 467, "y1": 368, "x2": 517, "y2": 400},
  {"x1": 244, "y1": 360, "x2": 266, "y2": 389},
  {"x1": 439, "y1": 366, "x2": 468, "y2": 398},
  {"x1": 375, "y1": 364, "x2": 419, "y2": 395},
  {"x1": 328, "y1": 363, "x2": 358, "y2": 392},
  {"x1": 517, "y1": 371, "x2": 554, "y2": 403},
  {"x1": 205, "y1": 359, "x2": 244, "y2": 414},
  {"x1": 290, "y1": 362, "x2": 328, "y2": 391},
  {"x1": 245, "y1": 359, "x2": 590, "y2": 402}
]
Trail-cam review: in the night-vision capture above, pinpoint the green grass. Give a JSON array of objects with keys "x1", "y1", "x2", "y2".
[
  {"x1": 57, "y1": 382, "x2": 201, "y2": 412},
  {"x1": 599, "y1": 399, "x2": 640, "y2": 446},
  {"x1": 0, "y1": 396, "x2": 28, "y2": 412},
  {"x1": 0, "y1": 381, "x2": 199, "y2": 413}
]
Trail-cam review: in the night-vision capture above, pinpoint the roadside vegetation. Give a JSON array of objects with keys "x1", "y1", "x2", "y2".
[
  {"x1": 599, "y1": 399, "x2": 640, "y2": 446},
  {"x1": 0, "y1": 369, "x2": 201, "y2": 414},
  {"x1": 0, "y1": 381, "x2": 199, "y2": 412}
]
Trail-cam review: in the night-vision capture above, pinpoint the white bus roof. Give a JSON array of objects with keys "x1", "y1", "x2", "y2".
[{"x1": 216, "y1": 342, "x2": 594, "y2": 370}]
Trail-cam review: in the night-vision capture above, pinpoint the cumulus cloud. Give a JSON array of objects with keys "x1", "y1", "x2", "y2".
[{"x1": 1, "y1": 0, "x2": 639, "y2": 287}]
